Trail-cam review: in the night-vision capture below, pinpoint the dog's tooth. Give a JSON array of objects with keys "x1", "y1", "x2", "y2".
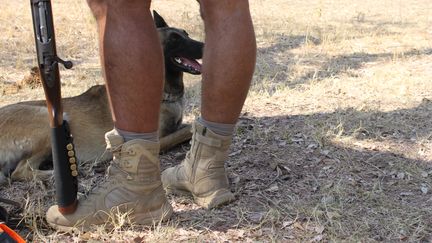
[{"x1": 175, "y1": 57, "x2": 182, "y2": 63}]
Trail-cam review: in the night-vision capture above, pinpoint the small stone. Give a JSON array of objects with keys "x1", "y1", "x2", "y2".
[
  {"x1": 311, "y1": 234, "x2": 324, "y2": 242},
  {"x1": 267, "y1": 183, "x2": 279, "y2": 192},
  {"x1": 307, "y1": 143, "x2": 318, "y2": 149},
  {"x1": 320, "y1": 150, "x2": 330, "y2": 156},
  {"x1": 421, "y1": 185, "x2": 428, "y2": 194},
  {"x1": 321, "y1": 195, "x2": 335, "y2": 204}
]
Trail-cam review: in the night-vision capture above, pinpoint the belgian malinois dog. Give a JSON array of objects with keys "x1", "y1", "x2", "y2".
[{"x1": 0, "y1": 11, "x2": 204, "y2": 184}]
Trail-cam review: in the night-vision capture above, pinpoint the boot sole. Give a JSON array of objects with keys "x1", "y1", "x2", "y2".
[
  {"x1": 194, "y1": 189, "x2": 235, "y2": 209},
  {"x1": 48, "y1": 201, "x2": 173, "y2": 232},
  {"x1": 166, "y1": 187, "x2": 235, "y2": 209},
  {"x1": 134, "y1": 200, "x2": 173, "y2": 225}
]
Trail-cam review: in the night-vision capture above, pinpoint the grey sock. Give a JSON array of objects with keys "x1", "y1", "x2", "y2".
[
  {"x1": 198, "y1": 117, "x2": 235, "y2": 136},
  {"x1": 114, "y1": 127, "x2": 159, "y2": 142}
]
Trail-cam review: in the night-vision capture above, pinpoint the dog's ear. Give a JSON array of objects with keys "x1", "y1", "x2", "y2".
[{"x1": 153, "y1": 10, "x2": 168, "y2": 28}]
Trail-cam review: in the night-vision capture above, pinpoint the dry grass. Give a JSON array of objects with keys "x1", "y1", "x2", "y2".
[{"x1": 1, "y1": 0, "x2": 432, "y2": 241}]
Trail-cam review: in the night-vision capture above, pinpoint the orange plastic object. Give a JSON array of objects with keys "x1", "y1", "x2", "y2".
[{"x1": 0, "y1": 223, "x2": 26, "y2": 243}]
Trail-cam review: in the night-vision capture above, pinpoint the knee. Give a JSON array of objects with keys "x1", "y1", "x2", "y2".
[
  {"x1": 198, "y1": 0, "x2": 250, "y2": 22},
  {"x1": 87, "y1": 0, "x2": 151, "y2": 20}
]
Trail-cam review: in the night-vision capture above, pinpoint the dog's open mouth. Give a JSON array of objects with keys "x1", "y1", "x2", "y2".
[{"x1": 173, "y1": 57, "x2": 202, "y2": 75}]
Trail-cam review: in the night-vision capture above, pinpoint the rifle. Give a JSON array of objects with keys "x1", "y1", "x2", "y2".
[{"x1": 30, "y1": 0, "x2": 78, "y2": 214}]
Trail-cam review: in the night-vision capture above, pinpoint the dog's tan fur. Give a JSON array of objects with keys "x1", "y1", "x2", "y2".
[{"x1": 0, "y1": 81, "x2": 192, "y2": 184}]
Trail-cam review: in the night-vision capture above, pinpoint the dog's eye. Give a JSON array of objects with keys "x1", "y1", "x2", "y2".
[{"x1": 170, "y1": 33, "x2": 182, "y2": 43}]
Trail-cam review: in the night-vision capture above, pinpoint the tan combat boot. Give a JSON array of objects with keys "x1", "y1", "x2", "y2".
[
  {"x1": 46, "y1": 129, "x2": 172, "y2": 231},
  {"x1": 162, "y1": 121, "x2": 235, "y2": 209}
]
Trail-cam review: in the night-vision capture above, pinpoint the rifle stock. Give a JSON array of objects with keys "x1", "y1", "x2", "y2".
[{"x1": 30, "y1": 0, "x2": 78, "y2": 214}]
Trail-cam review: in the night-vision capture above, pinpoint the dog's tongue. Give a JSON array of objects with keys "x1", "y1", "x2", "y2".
[{"x1": 180, "y1": 57, "x2": 202, "y2": 73}]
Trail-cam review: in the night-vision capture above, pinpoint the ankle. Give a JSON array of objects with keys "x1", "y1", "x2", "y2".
[
  {"x1": 114, "y1": 127, "x2": 159, "y2": 142},
  {"x1": 197, "y1": 117, "x2": 235, "y2": 136}
]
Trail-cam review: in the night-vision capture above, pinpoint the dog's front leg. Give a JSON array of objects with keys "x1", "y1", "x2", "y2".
[
  {"x1": 10, "y1": 150, "x2": 51, "y2": 181},
  {"x1": 160, "y1": 124, "x2": 192, "y2": 152}
]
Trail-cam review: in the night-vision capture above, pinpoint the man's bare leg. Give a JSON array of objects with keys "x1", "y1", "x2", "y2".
[
  {"x1": 88, "y1": 0, "x2": 163, "y2": 133},
  {"x1": 45, "y1": 0, "x2": 172, "y2": 230},
  {"x1": 161, "y1": 0, "x2": 256, "y2": 209},
  {"x1": 200, "y1": 0, "x2": 256, "y2": 124}
]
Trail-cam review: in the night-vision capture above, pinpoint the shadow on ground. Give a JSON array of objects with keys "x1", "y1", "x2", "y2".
[{"x1": 160, "y1": 99, "x2": 432, "y2": 241}]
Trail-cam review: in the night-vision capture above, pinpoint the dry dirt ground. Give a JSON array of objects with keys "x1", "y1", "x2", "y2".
[{"x1": 1, "y1": 0, "x2": 432, "y2": 242}]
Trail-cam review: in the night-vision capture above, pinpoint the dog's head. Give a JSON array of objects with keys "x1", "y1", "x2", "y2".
[{"x1": 154, "y1": 11, "x2": 204, "y2": 75}]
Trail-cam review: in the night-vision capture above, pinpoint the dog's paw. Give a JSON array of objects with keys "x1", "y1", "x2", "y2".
[
  {"x1": 11, "y1": 167, "x2": 53, "y2": 182},
  {"x1": 34, "y1": 169, "x2": 53, "y2": 180}
]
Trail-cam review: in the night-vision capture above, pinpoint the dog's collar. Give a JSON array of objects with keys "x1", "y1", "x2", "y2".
[{"x1": 162, "y1": 92, "x2": 183, "y2": 103}]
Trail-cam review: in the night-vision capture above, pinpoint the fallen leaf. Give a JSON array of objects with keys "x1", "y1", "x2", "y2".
[
  {"x1": 276, "y1": 166, "x2": 283, "y2": 176},
  {"x1": 267, "y1": 183, "x2": 279, "y2": 192},
  {"x1": 236, "y1": 229, "x2": 245, "y2": 238},
  {"x1": 320, "y1": 150, "x2": 330, "y2": 156},
  {"x1": 327, "y1": 212, "x2": 341, "y2": 219},
  {"x1": 278, "y1": 141, "x2": 287, "y2": 146},
  {"x1": 229, "y1": 150, "x2": 242, "y2": 157},
  {"x1": 321, "y1": 196, "x2": 335, "y2": 204},
  {"x1": 134, "y1": 236, "x2": 144, "y2": 243},
  {"x1": 80, "y1": 232, "x2": 91, "y2": 241},
  {"x1": 249, "y1": 211, "x2": 266, "y2": 223},
  {"x1": 281, "y1": 165, "x2": 291, "y2": 172},
  {"x1": 311, "y1": 234, "x2": 324, "y2": 242},
  {"x1": 292, "y1": 138, "x2": 304, "y2": 143},
  {"x1": 227, "y1": 229, "x2": 245, "y2": 239},
  {"x1": 231, "y1": 174, "x2": 241, "y2": 184},
  {"x1": 293, "y1": 222, "x2": 305, "y2": 231},
  {"x1": 315, "y1": 225, "x2": 325, "y2": 234},
  {"x1": 307, "y1": 143, "x2": 318, "y2": 149},
  {"x1": 323, "y1": 182, "x2": 334, "y2": 190},
  {"x1": 269, "y1": 161, "x2": 278, "y2": 170},
  {"x1": 282, "y1": 220, "x2": 294, "y2": 229}
]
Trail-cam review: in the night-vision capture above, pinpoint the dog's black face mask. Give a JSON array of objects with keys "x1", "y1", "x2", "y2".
[{"x1": 154, "y1": 11, "x2": 204, "y2": 75}]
